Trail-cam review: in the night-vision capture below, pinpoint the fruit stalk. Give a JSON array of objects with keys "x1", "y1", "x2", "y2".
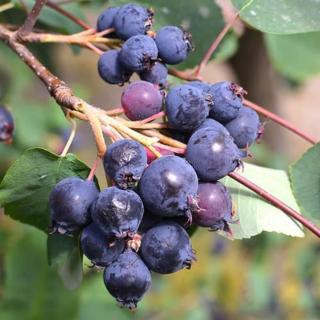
[
  {"x1": 244, "y1": 99, "x2": 317, "y2": 145},
  {"x1": 229, "y1": 171, "x2": 320, "y2": 238}
]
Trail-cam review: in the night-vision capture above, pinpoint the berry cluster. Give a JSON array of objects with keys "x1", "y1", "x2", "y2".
[
  {"x1": 0, "y1": 105, "x2": 14, "y2": 143},
  {"x1": 97, "y1": 3, "x2": 193, "y2": 87},
  {"x1": 49, "y1": 3, "x2": 263, "y2": 310}
]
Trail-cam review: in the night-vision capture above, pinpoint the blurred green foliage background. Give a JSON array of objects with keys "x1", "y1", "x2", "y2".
[{"x1": 1, "y1": 0, "x2": 320, "y2": 319}]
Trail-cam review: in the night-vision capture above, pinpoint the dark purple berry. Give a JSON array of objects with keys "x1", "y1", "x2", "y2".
[
  {"x1": 155, "y1": 26, "x2": 193, "y2": 65},
  {"x1": 49, "y1": 177, "x2": 99, "y2": 235},
  {"x1": 81, "y1": 223, "x2": 125, "y2": 267},
  {"x1": 103, "y1": 249, "x2": 151, "y2": 309},
  {"x1": 186, "y1": 127, "x2": 242, "y2": 181},
  {"x1": 119, "y1": 35, "x2": 158, "y2": 72},
  {"x1": 113, "y1": 4, "x2": 153, "y2": 40},
  {"x1": 140, "y1": 222, "x2": 196, "y2": 274},
  {"x1": 139, "y1": 155, "x2": 198, "y2": 220},
  {"x1": 139, "y1": 61, "x2": 168, "y2": 88},
  {"x1": 98, "y1": 50, "x2": 131, "y2": 85},
  {"x1": 96, "y1": 6, "x2": 119, "y2": 34},
  {"x1": 103, "y1": 139, "x2": 147, "y2": 189},
  {"x1": 224, "y1": 106, "x2": 260, "y2": 148},
  {"x1": 165, "y1": 84, "x2": 210, "y2": 132},
  {"x1": 193, "y1": 182, "x2": 233, "y2": 231},
  {"x1": 208, "y1": 81, "x2": 245, "y2": 123},
  {"x1": 0, "y1": 105, "x2": 14, "y2": 143},
  {"x1": 92, "y1": 186, "x2": 144, "y2": 238},
  {"x1": 121, "y1": 81, "x2": 163, "y2": 121}
]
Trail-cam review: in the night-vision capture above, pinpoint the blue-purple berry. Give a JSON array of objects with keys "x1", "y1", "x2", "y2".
[
  {"x1": 103, "y1": 249, "x2": 151, "y2": 309},
  {"x1": 208, "y1": 81, "x2": 245, "y2": 123},
  {"x1": 119, "y1": 35, "x2": 158, "y2": 72},
  {"x1": 81, "y1": 223, "x2": 125, "y2": 267},
  {"x1": 224, "y1": 106, "x2": 260, "y2": 148},
  {"x1": 113, "y1": 4, "x2": 153, "y2": 40},
  {"x1": 96, "y1": 6, "x2": 119, "y2": 33},
  {"x1": 98, "y1": 50, "x2": 131, "y2": 85},
  {"x1": 155, "y1": 26, "x2": 193, "y2": 65},
  {"x1": 186, "y1": 127, "x2": 242, "y2": 181},
  {"x1": 165, "y1": 84, "x2": 210, "y2": 132},
  {"x1": 139, "y1": 155, "x2": 198, "y2": 220},
  {"x1": 49, "y1": 177, "x2": 99, "y2": 235},
  {"x1": 92, "y1": 186, "x2": 144, "y2": 238},
  {"x1": 140, "y1": 222, "x2": 196, "y2": 274},
  {"x1": 139, "y1": 61, "x2": 168, "y2": 88},
  {"x1": 103, "y1": 139, "x2": 147, "y2": 189}
]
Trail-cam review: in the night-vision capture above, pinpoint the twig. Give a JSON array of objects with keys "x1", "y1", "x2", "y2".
[
  {"x1": 244, "y1": 99, "x2": 317, "y2": 145},
  {"x1": 229, "y1": 171, "x2": 320, "y2": 238},
  {"x1": 17, "y1": 0, "x2": 47, "y2": 37}
]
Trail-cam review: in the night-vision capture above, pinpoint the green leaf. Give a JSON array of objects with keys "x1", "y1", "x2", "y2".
[
  {"x1": 47, "y1": 234, "x2": 83, "y2": 290},
  {"x1": 1, "y1": 227, "x2": 79, "y2": 320},
  {"x1": 265, "y1": 32, "x2": 320, "y2": 82},
  {"x1": 233, "y1": 0, "x2": 320, "y2": 34},
  {"x1": 222, "y1": 162, "x2": 304, "y2": 239},
  {"x1": 0, "y1": 148, "x2": 94, "y2": 231},
  {"x1": 289, "y1": 143, "x2": 320, "y2": 222},
  {"x1": 109, "y1": 0, "x2": 238, "y2": 67}
]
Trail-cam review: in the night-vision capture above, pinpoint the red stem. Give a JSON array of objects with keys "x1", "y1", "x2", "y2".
[
  {"x1": 244, "y1": 99, "x2": 317, "y2": 145},
  {"x1": 229, "y1": 171, "x2": 320, "y2": 238},
  {"x1": 195, "y1": 12, "x2": 239, "y2": 76},
  {"x1": 87, "y1": 157, "x2": 101, "y2": 181},
  {"x1": 138, "y1": 111, "x2": 166, "y2": 124},
  {"x1": 46, "y1": 0, "x2": 91, "y2": 30}
]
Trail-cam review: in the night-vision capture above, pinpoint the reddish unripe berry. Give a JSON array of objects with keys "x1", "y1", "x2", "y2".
[{"x1": 121, "y1": 81, "x2": 163, "y2": 121}]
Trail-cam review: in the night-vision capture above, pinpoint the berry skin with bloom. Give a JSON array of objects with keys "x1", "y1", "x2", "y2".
[
  {"x1": 165, "y1": 84, "x2": 210, "y2": 132},
  {"x1": 113, "y1": 3, "x2": 153, "y2": 40},
  {"x1": 103, "y1": 139, "x2": 147, "y2": 189},
  {"x1": 139, "y1": 61, "x2": 168, "y2": 88},
  {"x1": 186, "y1": 127, "x2": 242, "y2": 181},
  {"x1": 139, "y1": 155, "x2": 198, "y2": 221},
  {"x1": 119, "y1": 35, "x2": 158, "y2": 72},
  {"x1": 49, "y1": 177, "x2": 99, "y2": 235},
  {"x1": 155, "y1": 26, "x2": 193, "y2": 64},
  {"x1": 103, "y1": 249, "x2": 152, "y2": 309},
  {"x1": 140, "y1": 222, "x2": 196, "y2": 274},
  {"x1": 225, "y1": 106, "x2": 260, "y2": 148},
  {"x1": 98, "y1": 50, "x2": 131, "y2": 85}
]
